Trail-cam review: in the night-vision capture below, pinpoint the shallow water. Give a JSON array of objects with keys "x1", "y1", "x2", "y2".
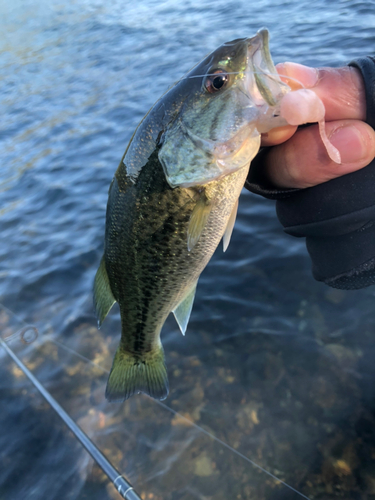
[{"x1": 1, "y1": 1, "x2": 375, "y2": 499}]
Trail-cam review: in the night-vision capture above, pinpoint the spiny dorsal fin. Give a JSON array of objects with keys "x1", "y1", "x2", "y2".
[
  {"x1": 93, "y1": 257, "x2": 116, "y2": 328},
  {"x1": 223, "y1": 198, "x2": 238, "y2": 252},
  {"x1": 173, "y1": 282, "x2": 197, "y2": 335},
  {"x1": 187, "y1": 194, "x2": 212, "y2": 251}
]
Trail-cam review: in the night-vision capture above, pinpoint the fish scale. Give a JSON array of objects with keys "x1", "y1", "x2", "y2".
[{"x1": 106, "y1": 151, "x2": 247, "y2": 352}]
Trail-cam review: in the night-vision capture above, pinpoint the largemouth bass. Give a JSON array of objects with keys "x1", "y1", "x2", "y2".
[{"x1": 94, "y1": 29, "x2": 338, "y2": 402}]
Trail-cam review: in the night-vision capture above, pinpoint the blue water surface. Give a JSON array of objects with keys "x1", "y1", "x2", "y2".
[{"x1": 1, "y1": 1, "x2": 375, "y2": 499}]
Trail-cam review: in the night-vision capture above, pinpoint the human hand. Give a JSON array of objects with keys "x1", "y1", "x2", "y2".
[{"x1": 260, "y1": 62, "x2": 375, "y2": 189}]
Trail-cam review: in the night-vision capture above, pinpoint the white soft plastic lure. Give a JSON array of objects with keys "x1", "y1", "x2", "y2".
[{"x1": 280, "y1": 88, "x2": 341, "y2": 163}]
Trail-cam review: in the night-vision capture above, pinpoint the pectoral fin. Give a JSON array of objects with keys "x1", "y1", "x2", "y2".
[
  {"x1": 93, "y1": 257, "x2": 116, "y2": 328},
  {"x1": 187, "y1": 195, "x2": 213, "y2": 251},
  {"x1": 173, "y1": 283, "x2": 197, "y2": 335},
  {"x1": 223, "y1": 199, "x2": 238, "y2": 252}
]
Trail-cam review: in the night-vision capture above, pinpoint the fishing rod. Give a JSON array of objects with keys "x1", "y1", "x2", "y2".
[{"x1": 0, "y1": 329, "x2": 141, "y2": 500}]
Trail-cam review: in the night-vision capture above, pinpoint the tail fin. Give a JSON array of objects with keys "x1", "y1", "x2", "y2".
[{"x1": 105, "y1": 345, "x2": 169, "y2": 402}]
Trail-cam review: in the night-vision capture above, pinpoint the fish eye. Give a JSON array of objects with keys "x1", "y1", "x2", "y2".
[{"x1": 204, "y1": 69, "x2": 229, "y2": 93}]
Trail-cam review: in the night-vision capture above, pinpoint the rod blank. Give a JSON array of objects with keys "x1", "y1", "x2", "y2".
[{"x1": 0, "y1": 333, "x2": 142, "y2": 500}]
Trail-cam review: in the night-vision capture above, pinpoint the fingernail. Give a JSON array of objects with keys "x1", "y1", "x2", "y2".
[
  {"x1": 329, "y1": 125, "x2": 367, "y2": 163},
  {"x1": 276, "y1": 62, "x2": 319, "y2": 88}
]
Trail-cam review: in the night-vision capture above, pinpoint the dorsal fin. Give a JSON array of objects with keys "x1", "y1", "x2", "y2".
[{"x1": 173, "y1": 283, "x2": 197, "y2": 335}]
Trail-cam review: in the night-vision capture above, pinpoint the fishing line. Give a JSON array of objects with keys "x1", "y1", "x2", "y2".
[
  {"x1": 52, "y1": 338, "x2": 312, "y2": 500},
  {"x1": 1, "y1": 309, "x2": 311, "y2": 499},
  {"x1": 183, "y1": 71, "x2": 306, "y2": 89},
  {"x1": 0, "y1": 323, "x2": 141, "y2": 500},
  {"x1": 0, "y1": 63, "x2": 307, "y2": 499},
  {"x1": 156, "y1": 401, "x2": 312, "y2": 500}
]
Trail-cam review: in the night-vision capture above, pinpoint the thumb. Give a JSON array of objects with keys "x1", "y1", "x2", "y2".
[{"x1": 264, "y1": 120, "x2": 375, "y2": 189}]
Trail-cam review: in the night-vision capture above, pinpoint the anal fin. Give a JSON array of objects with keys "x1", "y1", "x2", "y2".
[
  {"x1": 173, "y1": 283, "x2": 197, "y2": 335},
  {"x1": 93, "y1": 257, "x2": 116, "y2": 328},
  {"x1": 223, "y1": 198, "x2": 238, "y2": 252}
]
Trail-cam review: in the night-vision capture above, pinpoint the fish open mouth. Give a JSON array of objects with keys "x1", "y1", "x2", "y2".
[{"x1": 245, "y1": 28, "x2": 289, "y2": 108}]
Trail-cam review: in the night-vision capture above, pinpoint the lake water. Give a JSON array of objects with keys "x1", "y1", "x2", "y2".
[{"x1": 1, "y1": 1, "x2": 375, "y2": 499}]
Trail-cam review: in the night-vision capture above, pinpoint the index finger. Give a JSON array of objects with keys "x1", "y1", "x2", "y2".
[
  {"x1": 276, "y1": 62, "x2": 366, "y2": 121},
  {"x1": 261, "y1": 62, "x2": 367, "y2": 147}
]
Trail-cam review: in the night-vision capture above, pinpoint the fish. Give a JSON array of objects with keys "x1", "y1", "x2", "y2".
[{"x1": 94, "y1": 28, "x2": 339, "y2": 402}]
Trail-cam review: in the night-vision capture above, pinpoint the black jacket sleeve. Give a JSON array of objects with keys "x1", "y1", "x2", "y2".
[{"x1": 244, "y1": 56, "x2": 375, "y2": 289}]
